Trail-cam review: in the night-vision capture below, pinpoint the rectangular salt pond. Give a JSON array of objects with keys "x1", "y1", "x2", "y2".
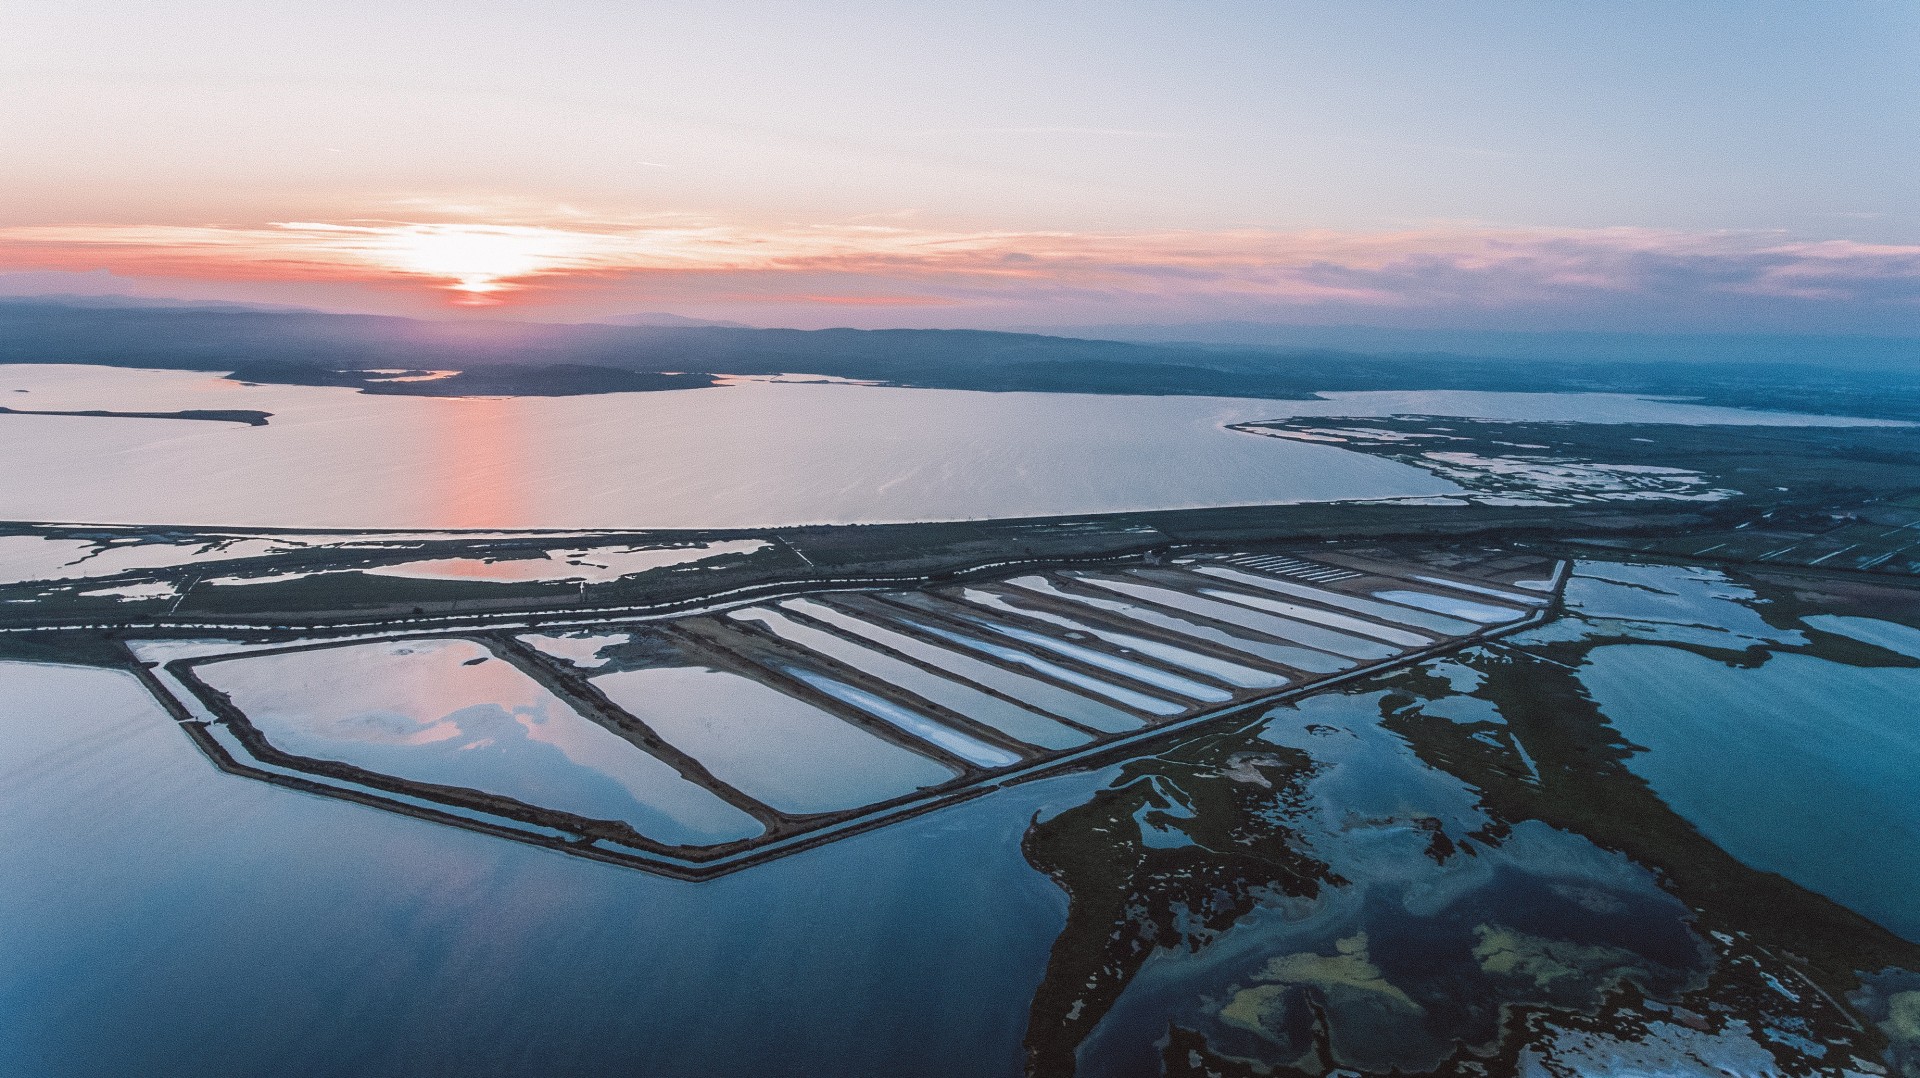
[
  {"x1": 1163, "y1": 577, "x2": 1431, "y2": 648},
  {"x1": 1083, "y1": 575, "x2": 1398, "y2": 662},
  {"x1": 784, "y1": 598, "x2": 1145, "y2": 735},
  {"x1": 775, "y1": 666, "x2": 1023, "y2": 769},
  {"x1": 1369, "y1": 589, "x2": 1525, "y2": 624},
  {"x1": 192, "y1": 719, "x2": 580, "y2": 841},
  {"x1": 1409, "y1": 574, "x2": 1548, "y2": 606},
  {"x1": 878, "y1": 595, "x2": 1190, "y2": 716},
  {"x1": 955, "y1": 587, "x2": 1288, "y2": 690},
  {"x1": 192, "y1": 639, "x2": 764, "y2": 848},
  {"x1": 1190, "y1": 566, "x2": 1479, "y2": 635},
  {"x1": 1014, "y1": 574, "x2": 1352, "y2": 675},
  {"x1": 728, "y1": 606, "x2": 1091, "y2": 751},
  {"x1": 928, "y1": 594, "x2": 1233, "y2": 704},
  {"x1": 1186, "y1": 589, "x2": 1403, "y2": 660},
  {"x1": 587, "y1": 663, "x2": 959, "y2": 815}
]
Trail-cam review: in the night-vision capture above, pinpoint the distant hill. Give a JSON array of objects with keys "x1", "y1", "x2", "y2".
[
  {"x1": 593, "y1": 312, "x2": 757, "y2": 329},
  {"x1": 3, "y1": 298, "x2": 1918, "y2": 418},
  {"x1": 1028, "y1": 320, "x2": 1920, "y2": 371},
  {"x1": 0, "y1": 298, "x2": 1330, "y2": 390}
]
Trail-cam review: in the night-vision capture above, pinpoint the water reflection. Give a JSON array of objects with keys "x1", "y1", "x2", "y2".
[
  {"x1": 589, "y1": 663, "x2": 959, "y2": 814},
  {"x1": 1581, "y1": 639, "x2": 1920, "y2": 940},
  {"x1": 195, "y1": 639, "x2": 763, "y2": 847},
  {"x1": 9, "y1": 366, "x2": 1887, "y2": 530},
  {"x1": 1017, "y1": 561, "x2": 1920, "y2": 1076},
  {"x1": 432, "y1": 396, "x2": 528, "y2": 529},
  {"x1": 1023, "y1": 688, "x2": 1715, "y2": 1076}
]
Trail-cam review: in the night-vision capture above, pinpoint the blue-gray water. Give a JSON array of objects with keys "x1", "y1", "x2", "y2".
[
  {"x1": 8, "y1": 561, "x2": 1920, "y2": 1074},
  {"x1": 1580, "y1": 636, "x2": 1920, "y2": 942},
  {"x1": 0, "y1": 661, "x2": 1087, "y2": 1078}
]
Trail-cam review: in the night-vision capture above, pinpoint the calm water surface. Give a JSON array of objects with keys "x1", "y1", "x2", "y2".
[
  {"x1": 0, "y1": 660, "x2": 1083, "y2": 1078},
  {"x1": 589, "y1": 663, "x2": 959, "y2": 813},
  {"x1": 8, "y1": 557, "x2": 1920, "y2": 1075},
  {"x1": 1580, "y1": 633, "x2": 1920, "y2": 941},
  {"x1": 0, "y1": 364, "x2": 1891, "y2": 529},
  {"x1": 194, "y1": 639, "x2": 764, "y2": 846}
]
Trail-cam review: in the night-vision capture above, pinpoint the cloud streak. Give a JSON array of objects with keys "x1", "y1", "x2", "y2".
[{"x1": 1, "y1": 219, "x2": 1916, "y2": 328}]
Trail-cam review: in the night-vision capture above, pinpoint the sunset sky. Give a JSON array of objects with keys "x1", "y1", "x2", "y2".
[{"x1": 4, "y1": 1, "x2": 1917, "y2": 332}]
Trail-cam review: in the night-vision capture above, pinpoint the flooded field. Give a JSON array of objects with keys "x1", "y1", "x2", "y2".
[
  {"x1": 190, "y1": 639, "x2": 766, "y2": 849},
  {"x1": 0, "y1": 364, "x2": 1891, "y2": 529},
  {"x1": 10, "y1": 547, "x2": 1920, "y2": 1077},
  {"x1": 0, "y1": 530, "x2": 774, "y2": 589},
  {"x1": 1015, "y1": 558, "x2": 1920, "y2": 1076},
  {"x1": 591, "y1": 663, "x2": 960, "y2": 814},
  {"x1": 357, "y1": 541, "x2": 772, "y2": 583},
  {"x1": 133, "y1": 547, "x2": 1560, "y2": 875},
  {"x1": 7, "y1": 546, "x2": 1920, "y2": 1076},
  {"x1": 1576, "y1": 613, "x2": 1920, "y2": 943},
  {"x1": 1234, "y1": 413, "x2": 1920, "y2": 517}
]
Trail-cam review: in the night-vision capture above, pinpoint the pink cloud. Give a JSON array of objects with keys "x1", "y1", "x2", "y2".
[{"x1": 1, "y1": 219, "x2": 1915, "y2": 329}]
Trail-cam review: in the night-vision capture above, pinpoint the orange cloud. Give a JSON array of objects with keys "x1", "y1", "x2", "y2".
[{"x1": 2, "y1": 219, "x2": 1917, "y2": 323}]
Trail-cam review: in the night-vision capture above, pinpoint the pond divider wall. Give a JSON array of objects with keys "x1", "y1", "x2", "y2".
[{"x1": 127, "y1": 548, "x2": 1568, "y2": 880}]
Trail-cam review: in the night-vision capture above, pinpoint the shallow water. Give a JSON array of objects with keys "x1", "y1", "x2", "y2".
[
  {"x1": 76, "y1": 581, "x2": 176, "y2": 601},
  {"x1": 1190, "y1": 566, "x2": 1479, "y2": 635},
  {"x1": 883, "y1": 606, "x2": 1186, "y2": 717},
  {"x1": 0, "y1": 364, "x2": 1890, "y2": 529},
  {"x1": 731, "y1": 605, "x2": 1090, "y2": 750},
  {"x1": 589, "y1": 662, "x2": 958, "y2": 813},
  {"x1": 1370, "y1": 589, "x2": 1524, "y2": 623},
  {"x1": 778, "y1": 666, "x2": 1023, "y2": 769},
  {"x1": 1520, "y1": 561, "x2": 1802, "y2": 649},
  {"x1": 517, "y1": 630, "x2": 635, "y2": 669},
  {"x1": 192, "y1": 639, "x2": 763, "y2": 846},
  {"x1": 366, "y1": 540, "x2": 772, "y2": 583},
  {"x1": 1053, "y1": 687, "x2": 1712, "y2": 1075},
  {"x1": 1804, "y1": 614, "x2": 1920, "y2": 658},
  {"x1": 958, "y1": 587, "x2": 1289, "y2": 690},
  {"x1": 0, "y1": 533, "x2": 300, "y2": 585},
  {"x1": 1579, "y1": 639, "x2": 1920, "y2": 941},
  {"x1": 1181, "y1": 573, "x2": 1433, "y2": 646},
  {"x1": 1033, "y1": 574, "x2": 1354, "y2": 674},
  {"x1": 1077, "y1": 575, "x2": 1391, "y2": 662},
  {"x1": 786, "y1": 598, "x2": 1145, "y2": 734},
  {"x1": 0, "y1": 659, "x2": 1084, "y2": 1078}
]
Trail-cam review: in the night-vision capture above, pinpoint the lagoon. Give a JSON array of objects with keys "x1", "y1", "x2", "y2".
[
  {"x1": 1578, "y1": 636, "x2": 1920, "y2": 941},
  {"x1": 0, "y1": 364, "x2": 1891, "y2": 530},
  {"x1": 193, "y1": 639, "x2": 764, "y2": 847}
]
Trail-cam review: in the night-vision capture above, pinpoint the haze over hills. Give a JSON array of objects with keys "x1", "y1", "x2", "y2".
[
  {"x1": 4, "y1": 296, "x2": 1919, "y2": 418},
  {"x1": 593, "y1": 312, "x2": 758, "y2": 330},
  {"x1": 1025, "y1": 321, "x2": 1920, "y2": 370}
]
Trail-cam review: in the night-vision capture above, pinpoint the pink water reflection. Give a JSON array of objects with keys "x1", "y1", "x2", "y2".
[{"x1": 432, "y1": 396, "x2": 529, "y2": 529}]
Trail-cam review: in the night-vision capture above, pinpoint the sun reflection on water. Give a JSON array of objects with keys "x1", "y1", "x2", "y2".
[{"x1": 433, "y1": 395, "x2": 528, "y2": 528}]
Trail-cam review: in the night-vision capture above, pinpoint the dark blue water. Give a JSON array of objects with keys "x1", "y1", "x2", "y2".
[
  {"x1": 1580, "y1": 638, "x2": 1920, "y2": 943},
  {"x1": 9, "y1": 582, "x2": 1920, "y2": 1075},
  {"x1": 0, "y1": 662, "x2": 1092, "y2": 1078}
]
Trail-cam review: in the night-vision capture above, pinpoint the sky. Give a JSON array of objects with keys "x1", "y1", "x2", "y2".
[{"x1": 2, "y1": 1, "x2": 1917, "y2": 332}]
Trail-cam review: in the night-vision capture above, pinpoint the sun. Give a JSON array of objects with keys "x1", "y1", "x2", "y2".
[{"x1": 372, "y1": 224, "x2": 599, "y2": 300}]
